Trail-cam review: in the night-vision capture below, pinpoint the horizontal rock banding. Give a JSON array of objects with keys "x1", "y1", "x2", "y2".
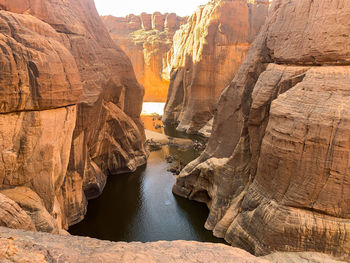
[
  {"x1": 162, "y1": 0, "x2": 269, "y2": 134},
  {"x1": 0, "y1": 0, "x2": 147, "y2": 232},
  {"x1": 172, "y1": 0, "x2": 350, "y2": 260}
]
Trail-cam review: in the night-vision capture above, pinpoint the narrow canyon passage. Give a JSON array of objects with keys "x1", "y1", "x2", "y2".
[{"x1": 69, "y1": 108, "x2": 224, "y2": 243}]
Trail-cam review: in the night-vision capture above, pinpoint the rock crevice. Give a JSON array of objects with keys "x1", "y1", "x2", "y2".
[
  {"x1": 0, "y1": 0, "x2": 147, "y2": 232},
  {"x1": 172, "y1": 0, "x2": 350, "y2": 260},
  {"x1": 102, "y1": 13, "x2": 186, "y2": 102},
  {"x1": 163, "y1": 0, "x2": 269, "y2": 135}
]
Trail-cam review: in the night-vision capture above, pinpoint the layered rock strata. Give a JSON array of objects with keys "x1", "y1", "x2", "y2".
[
  {"x1": 0, "y1": 0, "x2": 147, "y2": 232},
  {"x1": 163, "y1": 0, "x2": 269, "y2": 134},
  {"x1": 102, "y1": 13, "x2": 185, "y2": 102},
  {"x1": 173, "y1": 0, "x2": 350, "y2": 259}
]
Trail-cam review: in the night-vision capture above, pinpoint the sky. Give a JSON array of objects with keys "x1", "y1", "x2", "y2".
[{"x1": 94, "y1": 0, "x2": 209, "y2": 17}]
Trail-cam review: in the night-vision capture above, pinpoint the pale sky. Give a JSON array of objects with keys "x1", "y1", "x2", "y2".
[{"x1": 94, "y1": 0, "x2": 209, "y2": 17}]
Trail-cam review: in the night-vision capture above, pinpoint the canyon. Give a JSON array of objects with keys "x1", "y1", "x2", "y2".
[
  {"x1": 173, "y1": 0, "x2": 350, "y2": 260},
  {"x1": 162, "y1": 0, "x2": 269, "y2": 135},
  {"x1": 0, "y1": 0, "x2": 147, "y2": 233},
  {"x1": 102, "y1": 13, "x2": 185, "y2": 102},
  {"x1": 0, "y1": 0, "x2": 349, "y2": 262}
]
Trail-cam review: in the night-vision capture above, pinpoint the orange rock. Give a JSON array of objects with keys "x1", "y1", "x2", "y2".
[
  {"x1": 163, "y1": 0, "x2": 269, "y2": 134},
  {"x1": 0, "y1": 227, "x2": 271, "y2": 263},
  {"x1": 173, "y1": 0, "x2": 350, "y2": 259},
  {"x1": 0, "y1": 194, "x2": 35, "y2": 231},
  {"x1": 0, "y1": 11, "x2": 82, "y2": 113},
  {"x1": 0, "y1": 0, "x2": 147, "y2": 231},
  {"x1": 0, "y1": 226, "x2": 346, "y2": 262},
  {"x1": 102, "y1": 13, "x2": 186, "y2": 102}
]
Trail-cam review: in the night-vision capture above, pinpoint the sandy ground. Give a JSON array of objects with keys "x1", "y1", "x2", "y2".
[{"x1": 145, "y1": 130, "x2": 193, "y2": 147}]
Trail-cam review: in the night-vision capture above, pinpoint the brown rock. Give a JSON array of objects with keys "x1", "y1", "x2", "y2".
[
  {"x1": 163, "y1": 0, "x2": 269, "y2": 134},
  {"x1": 0, "y1": 0, "x2": 147, "y2": 231},
  {"x1": 140, "y1": 12, "x2": 152, "y2": 30},
  {"x1": 0, "y1": 187, "x2": 59, "y2": 234},
  {"x1": 0, "y1": 106, "x2": 77, "y2": 224},
  {"x1": 0, "y1": 11, "x2": 82, "y2": 113},
  {"x1": 0, "y1": 226, "x2": 270, "y2": 263},
  {"x1": 165, "y1": 13, "x2": 181, "y2": 31},
  {"x1": 264, "y1": 252, "x2": 348, "y2": 263},
  {"x1": 152, "y1": 12, "x2": 165, "y2": 31},
  {"x1": 102, "y1": 13, "x2": 186, "y2": 102},
  {"x1": 0, "y1": 195, "x2": 35, "y2": 231},
  {"x1": 172, "y1": 0, "x2": 350, "y2": 260}
]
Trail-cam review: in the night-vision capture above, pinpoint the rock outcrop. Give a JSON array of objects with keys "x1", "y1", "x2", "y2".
[
  {"x1": 0, "y1": 195, "x2": 35, "y2": 232},
  {"x1": 173, "y1": 0, "x2": 350, "y2": 260},
  {"x1": 0, "y1": 227, "x2": 266, "y2": 263},
  {"x1": 0, "y1": 0, "x2": 147, "y2": 232},
  {"x1": 0, "y1": 227, "x2": 346, "y2": 263},
  {"x1": 102, "y1": 13, "x2": 185, "y2": 102},
  {"x1": 163, "y1": 0, "x2": 269, "y2": 134}
]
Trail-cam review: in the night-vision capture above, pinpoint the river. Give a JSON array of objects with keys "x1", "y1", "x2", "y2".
[{"x1": 69, "y1": 103, "x2": 224, "y2": 243}]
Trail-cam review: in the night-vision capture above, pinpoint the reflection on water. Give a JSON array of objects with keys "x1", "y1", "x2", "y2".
[
  {"x1": 69, "y1": 146, "x2": 224, "y2": 243},
  {"x1": 69, "y1": 107, "x2": 223, "y2": 243}
]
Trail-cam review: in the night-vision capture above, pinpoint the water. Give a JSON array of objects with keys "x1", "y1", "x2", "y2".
[{"x1": 69, "y1": 106, "x2": 223, "y2": 243}]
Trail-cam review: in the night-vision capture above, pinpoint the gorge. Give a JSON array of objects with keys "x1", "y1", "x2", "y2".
[
  {"x1": 173, "y1": 0, "x2": 350, "y2": 260},
  {"x1": 102, "y1": 13, "x2": 185, "y2": 102},
  {"x1": 0, "y1": 0, "x2": 349, "y2": 262},
  {"x1": 0, "y1": 0, "x2": 147, "y2": 232}
]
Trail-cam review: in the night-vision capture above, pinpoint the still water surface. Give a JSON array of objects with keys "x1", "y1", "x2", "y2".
[{"x1": 69, "y1": 113, "x2": 223, "y2": 243}]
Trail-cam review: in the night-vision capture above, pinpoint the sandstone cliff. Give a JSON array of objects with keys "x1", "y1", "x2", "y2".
[
  {"x1": 173, "y1": 0, "x2": 350, "y2": 260},
  {"x1": 102, "y1": 13, "x2": 185, "y2": 102},
  {"x1": 163, "y1": 0, "x2": 269, "y2": 134},
  {"x1": 0, "y1": 0, "x2": 147, "y2": 232}
]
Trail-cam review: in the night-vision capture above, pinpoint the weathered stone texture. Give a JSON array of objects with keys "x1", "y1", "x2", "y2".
[
  {"x1": 0, "y1": 227, "x2": 347, "y2": 263},
  {"x1": 102, "y1": 13, "x2": 185, "y2": 102},
  {"x1": 172, "y1": 0, "x2": 350, "y2": 260},
  {"x1": 0, "y1": 227, "x2": 270, "y2": 263},
  {"x1": 0, "y1": 0, "x2": 147, "y2": 231},
  {"x1": 163, "y1": 0, "x2": 269, "y2": 134}
]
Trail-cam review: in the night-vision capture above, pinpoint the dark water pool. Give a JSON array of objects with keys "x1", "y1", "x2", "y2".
[{"x1": 69, "y1": 116, "x2": 224, "y2": 243}]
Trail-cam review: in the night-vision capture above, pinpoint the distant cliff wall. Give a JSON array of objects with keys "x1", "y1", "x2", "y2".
[
  {"x1": 163, "y1": 0, "x2": 269, "y2": 134},
  {"x1": 102, "y1": 13, "x2": 186, "y2": 102}
]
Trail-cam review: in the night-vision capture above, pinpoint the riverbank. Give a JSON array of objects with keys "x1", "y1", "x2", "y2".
[
  {"x1": 145, "y1": 129, "x2": 193, "y2": 147},
  {"x1": 69, "y1": 108, "x2": 223, "y2": 243}
]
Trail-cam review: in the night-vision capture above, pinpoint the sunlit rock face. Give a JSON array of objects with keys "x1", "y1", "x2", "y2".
[
  {"x1": 173, "y1": 0, "x2": 350, "y2": 260},
  {"x1": 0, "y1": 226, "x2": 346, "y2": 263},
  {"x1": 102, "y1": 13, "x2": 186, "y2": 102},
  {"x1": 163, "y1": 0, "x2": 269, "y2": 135},
  {"x1": 0, "y1": 0, "x2": 147, "y2": 231}
]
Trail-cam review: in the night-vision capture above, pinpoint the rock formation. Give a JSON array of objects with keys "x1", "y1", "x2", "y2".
[
  {"x1": 0, "y1": 227, "x2": 346, "y2": 263},
  {"x1": 173, "y1": 0, "x2": 350, "y2": 260},
  {"x1": 163, "y1": 0, "x2": 269, "y2": 134},
  {"x1": 102, "y1": 13, "x2": 185, "y2": 102},
  {"x1": 0, "y1": 0, "x2": 147, "y2": 232}
]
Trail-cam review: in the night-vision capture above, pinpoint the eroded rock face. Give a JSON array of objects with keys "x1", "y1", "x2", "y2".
[
  {"x1": 173, "y1": 0, "x2": 350, "y2": 259},
  {"x1": 0, "y1": 196, "x2": 35, "y2": 231},
  {"x1": 0, "y1": 187, "x2": 59, "y2": 234},
  {"x1": 163, "y1": 0, "x2": 269, "y2": 134},
  {"x1": 0, "y1": 0, "x2": 147, "y2": 231},
  {"x1": 102, "y1": 13, "x2": 186, "y2": 102}
]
